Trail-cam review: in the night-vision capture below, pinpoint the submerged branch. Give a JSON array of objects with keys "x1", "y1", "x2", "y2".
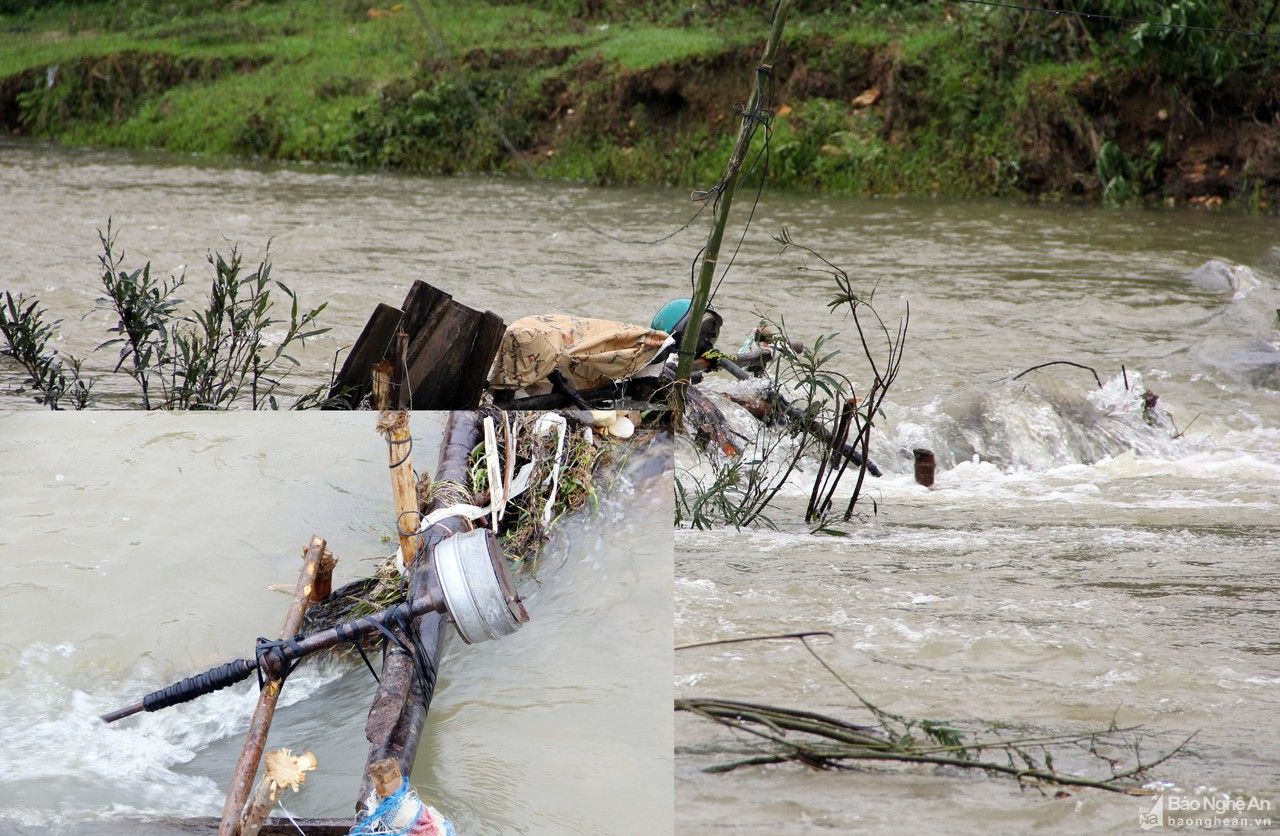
[
  {"x1": 1012, "y1": 360, "x2": 1103, "y2": 389},
  {"x1": 677, "y1": 631, "x2": 1195, "y2": 795},
  {"x1": 679, "y1": 697, "x2": 1189, "y2": 795},
  {"x1": 676, "y1": 631, "x2": 834, "y2": 651}
]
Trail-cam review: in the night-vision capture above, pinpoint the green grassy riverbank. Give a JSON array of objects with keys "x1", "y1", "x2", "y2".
[{"x1": 2, "y1": 0, "x2": 1277, "y2": 211}]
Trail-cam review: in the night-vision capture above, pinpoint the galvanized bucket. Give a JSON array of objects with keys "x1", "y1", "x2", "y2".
[{"x1": 434, "y1": 527, "x2": 530, "y2": 644}]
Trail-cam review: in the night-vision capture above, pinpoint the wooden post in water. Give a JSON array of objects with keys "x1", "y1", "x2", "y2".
[
  {"x1": 378, "y1": 411, "x2": 422, "y2": 569},
  {"x1": 355, "y1": 411, "x2": 483, "y2": 812},
  {"x1": 673, "y1": 0, "x2": 793, "y2": 422},
  {"x1": 217, "y1": 535, "x2": 327, "y2": 836},
  {"x1": 913, "y1": 448, "x2": 936, "y2": 487}
]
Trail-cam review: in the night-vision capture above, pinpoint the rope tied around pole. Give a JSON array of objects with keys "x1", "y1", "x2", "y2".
[{"x1": 253, "y1": 636, "x2": 305, "y2": 690}]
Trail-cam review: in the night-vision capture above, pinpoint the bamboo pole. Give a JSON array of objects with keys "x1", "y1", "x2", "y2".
[
  {"x1": 239, "y1": 780, "x2": 275, "y2": 836},
  {"x1": 217, "y1": 535, "x2": 326, "y2": 836},
  {"x1": 356, "y1": 411, "x2": 483, "y2": 811},
  {"x1": 377, "y1": 411, "x2": 421, "y2": 568},
  {"x1": 673, "y1": 0, "x2": 793, "y2": 421}
]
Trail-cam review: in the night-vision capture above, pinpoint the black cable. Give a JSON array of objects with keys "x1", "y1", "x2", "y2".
[
  {"x1": 391, "y1": 606, "x2": 439, "y2": 711},
  {"x1": 396, "y1": 509, "x2": 422, "y2": 538},
  {"x1": 387, "y1": 435, "x2": 412, "y2": 469},
  {"x1": 688, "y1": 245, "x2": 708, "y2": 296},
  {"x1": 708, "y1": 68, "x2": 776, "y2": 307},
  {"x1": 708, "y1": 118, "x2": 772, "y2": 306},
  {"x1": 253, "y1": 636, "x2": 304, "y2": 690},
  {"x1": 951, "y1": 0, "x2": 1280, "y2": 41},
  {"x1": 352, "y1": 585, "x2": 436, "y2": 712},
  {"x1": 352, "y1": 639, "x2": 381, "y2": 684}
]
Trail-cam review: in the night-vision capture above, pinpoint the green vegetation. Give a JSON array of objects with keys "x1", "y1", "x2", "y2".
[
  {"x1": 1, "y1": 0, "x2": 1276, "y2": 210},
  {"x1": 0, "y1": 293, "x2": 94, "y2": 409},
  {"x1": 0, "y1": 221, "x2": 335, "y2": 409}
]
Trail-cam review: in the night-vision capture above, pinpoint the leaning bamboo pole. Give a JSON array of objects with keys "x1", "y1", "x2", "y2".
[
  {"x1": 673, "y1": 0, "x2": 793, "y2": 421},
  {"x1": 217, "y1": 535, "x2": 327, "y2": 836},
  {"x1": 355, "y1": 411, "x2": 484, "y2": 810}
]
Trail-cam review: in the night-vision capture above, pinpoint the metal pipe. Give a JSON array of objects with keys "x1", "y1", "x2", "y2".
[{"x1": 100, "y1": 586, "x2": 447, "y2": 724}]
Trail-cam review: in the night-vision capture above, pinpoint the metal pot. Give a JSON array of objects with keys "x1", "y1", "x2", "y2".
[{"x1": 434, "y1": 527, "x2": 530, "y2": 644}]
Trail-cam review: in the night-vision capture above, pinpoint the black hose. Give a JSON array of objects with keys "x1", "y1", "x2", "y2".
[{"x1": 140, "y1": 658, "x2": 257, "y2": 712}]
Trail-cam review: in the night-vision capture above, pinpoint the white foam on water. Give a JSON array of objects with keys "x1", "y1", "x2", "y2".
[
  {"x1": 0, "y1": 641, "x2": 344, "y2": 827},
  {"x1": 680, "y1": 367, "x2": 1280, "y2": 522}
]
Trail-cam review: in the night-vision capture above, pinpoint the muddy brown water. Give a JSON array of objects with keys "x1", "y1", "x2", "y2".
[
  {"x1": 0, "y1": 413, "x2": 674, "y2": 833},
  {"x1": 669, "y1": 168, "x2": 1280, "y2": 830},
  {"x1": 3, "y1": 140, "x2": 1280, "y2": 833}
]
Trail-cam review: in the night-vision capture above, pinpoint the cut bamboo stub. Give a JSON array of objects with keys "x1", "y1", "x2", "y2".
[
  {"x1": 369, "y1": 757, "x2": 403, "y2": 799},
  {"x1": 217, "y1": 535, "x2": 326, "y2": 836},
  {"x1": 240, "y1": 749, "x2": 318, "y2": 836},
  {"x1": 310, "y1": 548, "x2": 336, "y2": 604},
  {"x1": 378, "y1": 410, "x2": 421, "y2": 567},
  {"x1": 913, "y1": 448, "x2": 936, "y2": 487}
]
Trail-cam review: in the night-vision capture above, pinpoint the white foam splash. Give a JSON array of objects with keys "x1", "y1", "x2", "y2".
[{"x1": 0, "y1": 642, "x2": 344, "y2": 827}]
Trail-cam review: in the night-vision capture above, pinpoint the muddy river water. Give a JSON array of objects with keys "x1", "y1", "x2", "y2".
[
  {"x1": 669, "y1": 168, "x2": 1280, "y2": 829},
  {"x1": 3, "y1": 140, "x2": 1280, "y2": 833},
  {"x1": 0, "y1": 412, "x2": 674, "y2": 833}
]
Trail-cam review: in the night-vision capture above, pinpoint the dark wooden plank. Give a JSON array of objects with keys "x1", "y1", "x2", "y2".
[
  {"x1": 452, "y1": 309, "x2": 506, "y2": 404},
  {"x1": 403, "y1": 300, "x2": 482, "y2": 409},
  {"x1": 336, "y1": 282, "x2": 506, "y2": 409},
  {"x1": 399, "y1": 280, "x2": 452, "y2": 338},
  {"x1": 329, "y1": 303, "x2": 403, "y2": 408}
]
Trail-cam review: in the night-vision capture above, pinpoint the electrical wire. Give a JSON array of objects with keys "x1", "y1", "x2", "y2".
[{"x1": 708, "y1": 70, "x2": 777, "y2": 307}]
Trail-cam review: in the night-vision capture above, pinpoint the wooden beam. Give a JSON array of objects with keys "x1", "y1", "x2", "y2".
[
  {"x1": 329, "y1": 303, "x2": 403, "y2": 407},
  {"x1": 355, "y1": 412, "x2": 482, "y2": 810},
  {"x1": 333, "y1": 282, "x2": 505, "y2": 410},
  {"x1": 398, "y1": 281, "x2": 452, "y2": 339},
  {"x1": 218, "y1": 535, "x2": 326, "y2": 836},
  {"x1": 453, "y1": 309, "x2": 506, "y2": 404}
]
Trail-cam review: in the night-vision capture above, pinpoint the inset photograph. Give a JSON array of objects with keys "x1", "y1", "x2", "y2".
[{"x1": 0, "y1": 410, "x2": 673, "y2": 834}]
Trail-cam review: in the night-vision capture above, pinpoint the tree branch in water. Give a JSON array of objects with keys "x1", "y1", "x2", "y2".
[{"x1": 677, "y1": 632, "x2": 1195, "y2": 794}]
